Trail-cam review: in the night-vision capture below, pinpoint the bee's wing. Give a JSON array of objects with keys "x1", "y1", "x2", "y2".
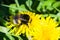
[{"x1": 20, "y1": 18, "x2": 27, "y2": 21}]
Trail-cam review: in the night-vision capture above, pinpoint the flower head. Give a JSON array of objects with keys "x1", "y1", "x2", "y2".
[
  {"x1": 31, "y1": 16, "x2": 60, "y2": 40},
  {"x1": 5, "y1": 11, "x2": 41, "y2": 37},
  {"x1": 5, "y1": 11, "x2": 60, "y2": 40}
]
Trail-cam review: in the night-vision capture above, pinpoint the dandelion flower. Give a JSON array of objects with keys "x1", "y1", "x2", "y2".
[
  {"x1": 5, "y1": 11, "x2": 60, "y2": 40},
  {"x1": 5, "y1": 11, "x2": 41, "y2": 37},
  {"x1": 31, "y1": 16, "x2": 60, "y2": 40}
]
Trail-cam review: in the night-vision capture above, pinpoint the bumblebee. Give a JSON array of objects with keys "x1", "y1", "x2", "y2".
[{"x1": 13, "y1": 14, "x2": 30, "y2": 26}]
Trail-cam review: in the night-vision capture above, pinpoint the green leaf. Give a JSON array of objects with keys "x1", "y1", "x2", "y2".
[
  {"x1": 0, "y1": 26, "x2": 9, "y2": 33},
  {"x1": 37, "y1": 1, "x2": 43, "y2": 12},
  {"x1": 53, "y1": 2, "x2": 60, "y2": 8},
  {"x1": 26, "y1": 0, "x2": 32, "y2": 10},
  {"x1": 19, "y1": 4, "x2": 28, "y2": 11},
  {"x1": 6, "y1": 34, "x2": 15, "y2": 40},
  {"x1": 9, "y1": 4, "x2": 28, "y2": 15},
  {"x1": 9, "y1": 4, "x2": 17, "y2": 15},
  {"x1": 52, "y1": 2, "x2": 60, "y2": 12},
  {"x1": 0, "y1": 31, "x2": 23, "y2": 40},
  {"x1": 49, "y1": 14, "x2": 56, "y2": 17},
  {"x1": 42, "y1": 14, "x2": 48, "y2": 17},
  {"x1": 0, "y1": 32, "x2": 14, "y2": 40},
  {"x1": 56, "y1": 12, "x2": 60, "y2": 21},
  {"x1": 57, "y1": 12, "x2": 60, "y2": 17},
  {"x1": 0, "y1": 26, "x2": 23, "y2": 40},
  {"x1": 47, "y1": 0, "x2": 56, "y2": 1},
  {"x1": 49, "y1": 14, "x2": 57, "y2": 20},
  {"x1": 3, "y1": 37, "x2": 6, "y2": 40},
  {"x1": 37, "y1": 1, "x2": 54, "y2": 12},
  {"x1": 16, "y1": 36, "x2": 23, "y2": 40}
]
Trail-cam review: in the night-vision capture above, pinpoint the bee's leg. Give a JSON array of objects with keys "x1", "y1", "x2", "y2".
[
  {"x1": 26, "y1": 23, "x2": 29, "y2": 28},
  {"x1": 18, "y1": 23, "x2": 22, "y2": 27},
  {"x1": 8, "y1": 26, "x2": 15, "y2": 32},
  {"x1": 30, "y1": 19, "x2": 32, "y2": 23}
]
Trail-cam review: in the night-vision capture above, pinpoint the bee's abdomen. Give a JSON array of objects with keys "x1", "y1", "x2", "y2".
[{"x1": 20, "y1": 14, "x2": 30, "y2": 24}]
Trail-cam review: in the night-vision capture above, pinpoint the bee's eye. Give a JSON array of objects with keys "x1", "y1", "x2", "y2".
[{"x1": 14, "y1": 15, "x2": 18, "y2": 19}]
